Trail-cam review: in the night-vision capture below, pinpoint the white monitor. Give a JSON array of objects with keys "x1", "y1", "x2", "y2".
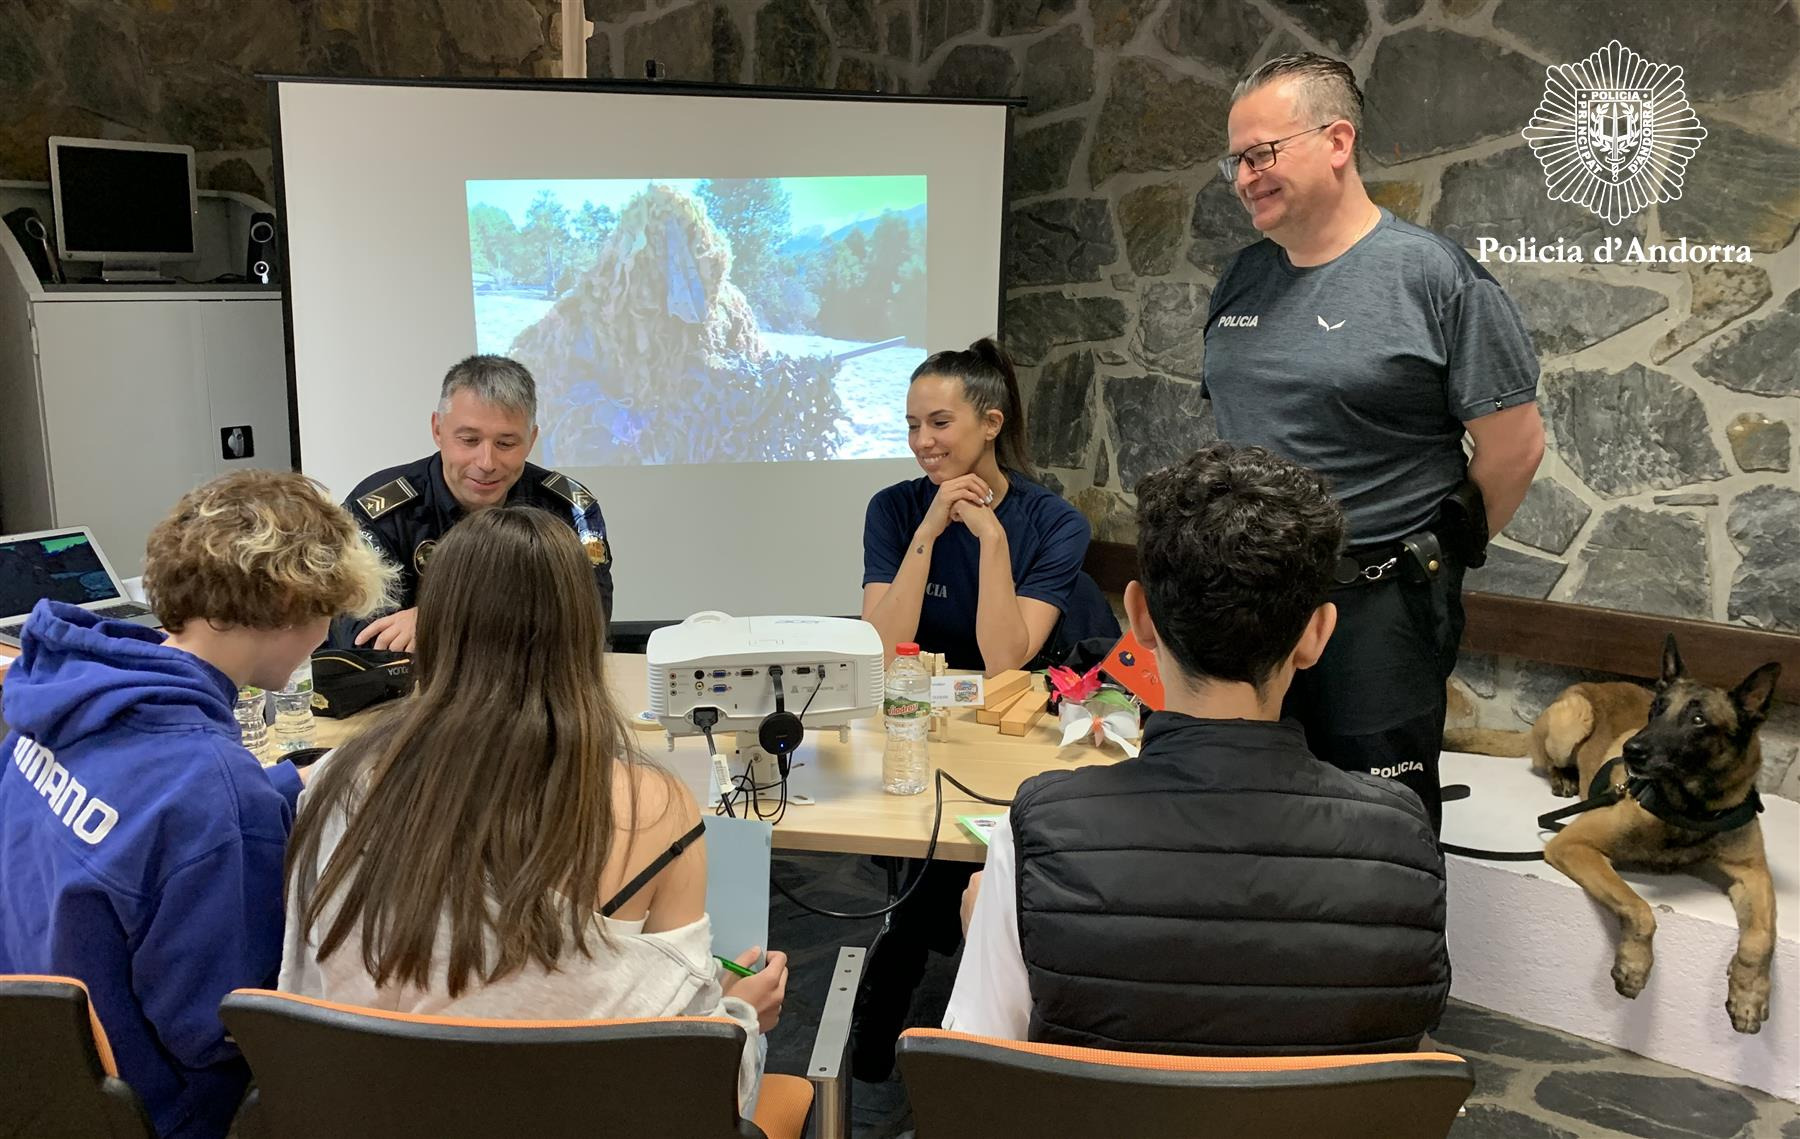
[
  {"x1": 48, "y1": 136, "x2": 199, "y2": 278},
  {"x1": 272, "y1": 78, "x2": 1012, "y2": 628}
]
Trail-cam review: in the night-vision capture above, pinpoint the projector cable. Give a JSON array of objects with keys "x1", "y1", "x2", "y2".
[
  {"x1": 687, "y1": 706, "x2": 734, "y2": 818},
  {"x1": 769, "y1": 769, "x2": 1013, "y2": 922},
  {"x1": 720, "y1": 665, "x2": 829, "y2": 824}
]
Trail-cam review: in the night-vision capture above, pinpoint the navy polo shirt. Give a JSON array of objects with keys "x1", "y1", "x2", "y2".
[{"x1": 862, "y1": 474, "x2": 1113, "y2": 670}]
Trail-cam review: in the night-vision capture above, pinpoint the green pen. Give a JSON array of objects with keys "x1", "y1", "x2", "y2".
[{"x1": 716, "y1": 955, "x2": 757, "y2": 978}]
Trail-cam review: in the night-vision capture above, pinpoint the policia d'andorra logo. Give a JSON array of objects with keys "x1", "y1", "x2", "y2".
[{"x1": 1521, "y1": 40, "x2": 1706, "y2": 226}]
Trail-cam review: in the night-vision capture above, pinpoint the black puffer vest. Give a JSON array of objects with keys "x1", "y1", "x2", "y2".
[{"x1": 1011, "y1": 712, "x2": 1449, "y2": 1055}]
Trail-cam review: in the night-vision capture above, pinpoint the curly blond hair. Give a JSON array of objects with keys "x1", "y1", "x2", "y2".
[{"x1": 144, "y1": 470, "x2": 396, "y2": 633}]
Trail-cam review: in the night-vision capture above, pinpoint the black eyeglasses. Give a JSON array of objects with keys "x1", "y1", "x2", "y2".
[{"x1": 1218, "y1": 123, "x2": 1336, "y2": 181}]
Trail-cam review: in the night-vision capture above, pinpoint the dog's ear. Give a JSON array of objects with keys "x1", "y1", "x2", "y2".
[
  {"x1": 1731, "y1": 662, "x2": 1782, "y2": 726},
  {"x1": 1659, "y1": 634, "x2": 1684, "y2": 686}
]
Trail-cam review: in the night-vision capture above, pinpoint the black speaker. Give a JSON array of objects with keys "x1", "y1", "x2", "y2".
[
  {"x1": 4, "y1": 207, "x2": 62, "y2": 284},
  {"x1": 245, "y1": 212, "x2": 279, "y2": 285}
]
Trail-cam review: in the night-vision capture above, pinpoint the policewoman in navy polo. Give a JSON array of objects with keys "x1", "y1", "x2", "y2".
[
  {"x1": 861, "y1": 339, "x2": 1116, "y2": 675},
  {"x1": 848, "y1": 338, "x2": 1117, "y2": 1082}
]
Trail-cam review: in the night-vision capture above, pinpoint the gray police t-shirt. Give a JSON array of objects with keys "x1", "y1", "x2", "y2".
[{"x1": 1201, "y1": 209, "x2": 1539, "y2": 544}]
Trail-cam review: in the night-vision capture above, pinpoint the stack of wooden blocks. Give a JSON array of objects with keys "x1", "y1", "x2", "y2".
[{"x1": 975, "y1": 669, "x2": 1048, "y2": 736}]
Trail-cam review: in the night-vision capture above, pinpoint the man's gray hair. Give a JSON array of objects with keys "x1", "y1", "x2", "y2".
[
  {"x1": 438, "y1": 354, "x2": 537, "y2": 425},
  {"x1": 1233, "y1": 53, "x2": 1365, "y2": 162}
]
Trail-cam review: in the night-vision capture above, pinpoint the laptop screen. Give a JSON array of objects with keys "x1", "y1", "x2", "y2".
[{"x1": 0, "y1": 531, "x2": 123, "y2": 619}]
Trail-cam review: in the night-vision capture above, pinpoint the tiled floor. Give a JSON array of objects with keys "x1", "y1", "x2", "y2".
[{"x1": 762, "y1": 851, "x2": 1800, "y2": 1139}]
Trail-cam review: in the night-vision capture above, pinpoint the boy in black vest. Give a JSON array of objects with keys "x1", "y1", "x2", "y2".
[{"x1": 944, "y1": 442, "x2": 1449, "y2": 1054}]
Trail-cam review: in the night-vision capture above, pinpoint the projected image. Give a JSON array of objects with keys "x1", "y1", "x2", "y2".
[{"x1": 467, "y1": 176, "x2": 927, "y2": 466}]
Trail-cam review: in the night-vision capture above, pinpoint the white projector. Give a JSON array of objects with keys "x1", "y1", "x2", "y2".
[{"x1": 647, "y1": 612, "x2": 886, "y2": 737}]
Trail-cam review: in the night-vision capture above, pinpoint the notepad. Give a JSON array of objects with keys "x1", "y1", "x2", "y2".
[
  {"x1": 702, "y1": 814, "x2": 772, "y2": 963},
  {"x1": 957, "y1": 813, "x2": 1006, "y2": 845}
]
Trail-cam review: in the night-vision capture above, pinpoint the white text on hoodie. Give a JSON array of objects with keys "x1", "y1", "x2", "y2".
[{"x1": 10, "y1": 737, "x2": 120, "y2": 845}]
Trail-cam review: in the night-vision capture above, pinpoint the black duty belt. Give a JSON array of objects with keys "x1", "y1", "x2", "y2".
[
  {"x1": 1333, "y1": 542, "x2": 1408, "y2": 587},
  {"x1": 1334, "y1": 531, "x2": 1451, "y2": 588}
]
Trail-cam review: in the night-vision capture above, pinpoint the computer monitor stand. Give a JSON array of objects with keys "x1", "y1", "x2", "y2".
[{"x1": 100, "y1": 260, "x2": 168, "y2": 282}]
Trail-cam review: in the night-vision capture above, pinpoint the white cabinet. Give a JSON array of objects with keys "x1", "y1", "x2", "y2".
[{"x1": 20, "y1": 299, "x2": 290, "y2": 575}]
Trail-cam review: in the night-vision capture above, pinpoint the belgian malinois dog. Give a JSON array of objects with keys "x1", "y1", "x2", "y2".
[{"x1": 1543, "y1": 635, "x2": 1782, "y2": 1034}]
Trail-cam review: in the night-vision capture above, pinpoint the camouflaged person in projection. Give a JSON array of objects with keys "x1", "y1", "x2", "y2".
[{"x1": 507, "y1": 183, "x2": 845, "y2": 466}]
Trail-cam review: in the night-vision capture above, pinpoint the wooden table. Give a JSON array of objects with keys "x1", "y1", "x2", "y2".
[{"x1": 315, "y1": 653, "x2": 1102, "y2": 864}]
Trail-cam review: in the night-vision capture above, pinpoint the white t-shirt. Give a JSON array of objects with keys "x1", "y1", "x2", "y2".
[
  {"x1": 279, "y1": 763, "x2": 766, "y2": 1111},
  {"x1": 941, "y1": 822, "x2": 1033, "y2": 1039}
]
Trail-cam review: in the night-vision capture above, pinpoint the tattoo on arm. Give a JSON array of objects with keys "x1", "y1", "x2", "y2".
[{"x1": 915, "y1": 544, "x2": 924, "y2": 555}]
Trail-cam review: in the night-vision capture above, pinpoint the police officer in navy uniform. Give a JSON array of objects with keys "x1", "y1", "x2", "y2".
[{"x1": 334, "y1": 355, "x2": 613, "y2": 651}]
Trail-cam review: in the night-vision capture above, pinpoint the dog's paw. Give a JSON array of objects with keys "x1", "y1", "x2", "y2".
[
  {"x1": 1612, "y1": 942, "x2": 1653, "y2": 998},
  {"x1": 1727, "y1": 992, "x2": 1767, "y2": 1034},
  {"x1": 1727, "y1": 963, "x2": 1770, "y2": 1033},
  {"x1": 1549, "y1": 769, "x2": 1578, "y2": 797}
]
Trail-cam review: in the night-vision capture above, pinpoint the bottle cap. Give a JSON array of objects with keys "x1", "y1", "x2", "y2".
[{"x1": 896, "y1": 642, "x2": 920, "y2": 656}]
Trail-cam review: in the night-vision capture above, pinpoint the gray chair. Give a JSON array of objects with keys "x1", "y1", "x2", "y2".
[
  {"x1": 0, "y1": 974, "x2": 155, "y2": 1139},
  {"x1": 222, "y1": 946, "x2": 865, "y2": 1139},
  {"x1": 897, "y1": 1028, "x2": 1474, "y2": 1139}
]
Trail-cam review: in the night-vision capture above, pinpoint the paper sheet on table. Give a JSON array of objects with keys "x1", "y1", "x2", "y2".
[{"x1": 702, "y1": 814, "x2": 772, "y2": 964}]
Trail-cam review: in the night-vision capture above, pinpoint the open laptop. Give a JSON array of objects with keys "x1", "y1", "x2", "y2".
[{"x1": 0, "y1": 527, "x2": 161, "y2": 648}]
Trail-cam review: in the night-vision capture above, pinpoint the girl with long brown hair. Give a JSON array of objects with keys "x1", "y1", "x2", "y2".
[{"x1": 280, "y1": 506, "x2": 786, "y2": 1109}]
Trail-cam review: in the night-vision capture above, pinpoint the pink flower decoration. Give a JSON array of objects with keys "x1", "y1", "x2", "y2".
[{"x1": 1047, "y1": 663, "x2": 1104, "y2": 703}]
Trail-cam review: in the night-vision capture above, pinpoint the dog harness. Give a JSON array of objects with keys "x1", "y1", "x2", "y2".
[{"x1": 1441, "y1": 757, "x2": 1765, "y2": 863}]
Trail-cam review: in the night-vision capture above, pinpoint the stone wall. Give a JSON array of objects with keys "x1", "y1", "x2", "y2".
[
  {"x1": 584, "y1": 0, "x2": 1800, "y2": 796},
  {"x1": 0, "y1": 0, "x2": 564, "y2": 201},
  {"x1": 2, "y1": 0, "x2": 1792, "y2": 793}
]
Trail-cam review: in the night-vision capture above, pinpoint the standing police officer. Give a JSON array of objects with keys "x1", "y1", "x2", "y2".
[
  {"x1": 1202, "y1": 55, "x2": 1545, "y2": 832},
  {"x1": 336, "y1": 355, "x2": 613, "y2": 651}
]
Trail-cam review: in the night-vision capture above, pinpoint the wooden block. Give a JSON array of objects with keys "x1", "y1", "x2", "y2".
[
  {"x1": 975, "y1": 689, "x2": 1028, "y2": 725},
  {"x1": 998, "y1": 690, "x2": 1050, "y2": 737},
  {"x1": 983, "y1": 669, "x2": 1032, "y2": 708},
  {"x1": 928, "y1": 706, "x2": 951, "y2": 742}
]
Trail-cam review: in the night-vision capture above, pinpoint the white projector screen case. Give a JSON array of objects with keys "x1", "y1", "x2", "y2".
[{"x1": 273, "y1": 79, "x2": 1011, "y2": 626}]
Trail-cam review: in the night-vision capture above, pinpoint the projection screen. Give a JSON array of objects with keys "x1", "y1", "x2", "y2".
[{"x1": 272, "y1": 78, "x2": 1012, "y2": 626}]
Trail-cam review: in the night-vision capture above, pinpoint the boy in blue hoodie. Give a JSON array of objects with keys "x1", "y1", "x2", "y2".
[{"x1": 0, "y1": 471, "x2": 393, "y2": 1139}]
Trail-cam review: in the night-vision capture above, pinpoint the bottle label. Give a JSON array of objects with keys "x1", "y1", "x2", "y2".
[
  {"x1": 286, "y1": 663, "x2": 314, "y2": 694},
  {"x1": 884, "y1": 697, "x2": 928, "y2": 719}
]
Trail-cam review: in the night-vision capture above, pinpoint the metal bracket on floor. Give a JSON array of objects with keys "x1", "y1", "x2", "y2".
[{"x1": 805, "y1": 945, "x2": 866, "y2": 1139}]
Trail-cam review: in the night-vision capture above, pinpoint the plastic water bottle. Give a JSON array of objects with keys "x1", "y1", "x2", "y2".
[
  {"x1": 272, "y1": 660, "x2": 317, "y2": 754},
  {"x1": 234, "y1": 686, "x2": 271, "y2": 764},
  {"x1": 883, "y1": 643, "x2": 931, "y2": 796}
]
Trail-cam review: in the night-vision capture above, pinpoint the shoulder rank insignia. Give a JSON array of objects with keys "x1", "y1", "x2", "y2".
[
  {"x1": 357, "y1": 476, "x2": 417, "y2": 520},
  {"x1": 539, "y1": 471, "x2": 597, "y2": 512}
]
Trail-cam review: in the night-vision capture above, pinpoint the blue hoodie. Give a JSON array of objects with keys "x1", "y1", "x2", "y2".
[{"x1": 0, "y1": 600, "x2": 302, "y2": 1139}]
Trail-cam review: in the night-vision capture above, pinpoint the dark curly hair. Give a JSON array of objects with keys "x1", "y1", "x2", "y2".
[{"x1": 1134, "y1": 443, "x2": 1345, "y2": 689}]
